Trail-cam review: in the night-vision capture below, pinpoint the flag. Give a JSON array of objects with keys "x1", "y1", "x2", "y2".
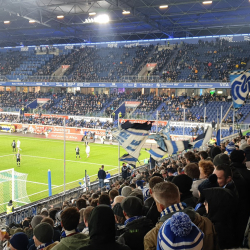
[
  {"x1": 146, "y1": 147, "x2": 166, "y2": 161},
  {"x1": 216, "y1": 112, "x2": 221, "y2": 145},
  {"x1": 164, "y1": 140, "x2": 190, "y2": 155},
  {"x1": 230, "y1": 70, "x2": 250, "y2": 109},
  {"x1": 191, "y1": 126, "x2": 213, "y2": 148},
  {"x1": 161, "y1": 122, "x2": 171, "y2": 140},
  {"x1": 148, "y1": 133, "x2": 167, "y2": 151},
  {"x1": 119, "y1": 153, "x2": 138, "y2": 166},
  {"x1": 112, "y1": 122, "x2": 151, "y2": 159}
]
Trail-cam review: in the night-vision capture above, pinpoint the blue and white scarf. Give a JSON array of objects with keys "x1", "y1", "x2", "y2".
[{"x1": 160, "y1": 202, "x2": 187, "y2": 217}]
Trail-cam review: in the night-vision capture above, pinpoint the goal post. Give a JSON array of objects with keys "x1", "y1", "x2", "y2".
[{"x1": 0, "y1": 168, "x2": 31, "y2": 213}]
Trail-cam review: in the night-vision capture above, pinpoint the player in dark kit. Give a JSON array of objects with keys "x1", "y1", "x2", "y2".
[
  {"x1": 14, "y1": 151, "x2": 21, "y2": 167},
  {"x1": 11, "y1": 140, "x2": 16, "y2": 152},
  {"x1": 75, "y1": 146, "x2": 81, "y2": 159}
]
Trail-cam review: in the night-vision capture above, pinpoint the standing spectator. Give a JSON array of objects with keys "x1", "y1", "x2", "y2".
[
  {"x1": 117, "y1": 197, "x2": 153, "y2": 250},
  {"x1": 10, "y1": 232, "x2": 29, "y2": 250},
  {"x1": 77, "y1": 205, "x2": 131, "y2": 250},
  {"x1": 121, "y1": 163, "x2": 128, "y2": 180},
  {"x1": 240, "y1": 138, "x2": 250, "y2": 168},
  {"x1": 6, "y1": 200, "x2": 14, "y2": 214},
  {"x1": 98, "y1": 165, "x2": 106, "y2": 189},
  {"x1": 51, "y1": 207, "x2": 89, "y2": 250},
  {"x1": 144, "y1": 182, "x2": 218, "y2": 250},
  {"x1": 157, "y1": 212, "x2": 204, "y2": 250},
  {"x1": 172, "y1": 174, "x2": 198, "y2": 208},
  {"x1": 184, "y1": 163, "x2": 204, "y2": 199},
  {"x1": 33, "y1": 222, "x2": 58, "y2": 249},
  {"x1": 212, "y1": 120, "x2": 216, "y2": 130}
]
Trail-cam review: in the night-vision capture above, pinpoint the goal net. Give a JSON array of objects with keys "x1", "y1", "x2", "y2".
[{"x1": 0, "y1": 169, "x2": 30, "y2": 213}]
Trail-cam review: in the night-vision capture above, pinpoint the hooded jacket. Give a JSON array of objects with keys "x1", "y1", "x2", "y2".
[
  {"x1": 77, "y1": 205, "x2": 130, "y2": 250},
  {"x1": 117, "y1": 216, "x2": 153, "y2": 250},
  {"x1": 203, "y1": 187, "x2": 238, "y2": 249},
  {"x1": 51, "y1": 233, "x2": 89, "y2": 250}
]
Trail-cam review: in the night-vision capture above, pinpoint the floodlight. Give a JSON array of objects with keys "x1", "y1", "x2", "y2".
[
  {"x1": 94, "y1": 14, "x2": 110, "y2": 24},
  {"x1": 202, "y1": 1, "x2": 212, "y2": 4},
  {"x1": 159, "y1": 5, "x2": 168, "y2": 9},
  {"x1": 4, "y1": 21, "x2": 10, "y2": 24},
  {"x1": 122, "y1": 10, "x2": 130, "y2": 14},
  {"x1": 57, "y1": 15, "x2": 64, "y2": 19}
]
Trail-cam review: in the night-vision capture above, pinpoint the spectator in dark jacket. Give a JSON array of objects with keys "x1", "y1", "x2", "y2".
[
  {"x1": 171, "y1": 174, "x2": 198, "y2": 208},
  {"x1": 77, "y1": 205, "x2": 130, "y2": 250},
  {"x1": 117, "y1": 196, "x2": 153, "y2": 250},
  {"x1": 98, "y1": 165, "x2": 106, "y2": 188},
  {"x1": 121, "y1": 163, "x2": 128, "y2": 180},
  {"x1": 203, "y1": 187, "x2": 238, "y2": 249}
]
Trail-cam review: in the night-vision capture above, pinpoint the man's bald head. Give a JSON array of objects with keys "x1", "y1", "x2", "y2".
[{"x1": 112, "y1": 195, "x2": 125, "y2": 207}]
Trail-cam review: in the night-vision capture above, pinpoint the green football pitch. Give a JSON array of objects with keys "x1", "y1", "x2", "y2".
[{"x1": 0, "y1": 134, "x2": 149, "y2": 213}]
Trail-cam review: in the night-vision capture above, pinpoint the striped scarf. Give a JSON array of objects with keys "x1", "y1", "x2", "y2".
[{"x1": 160, "y1": 202, "x2": 187, "y2": 217}]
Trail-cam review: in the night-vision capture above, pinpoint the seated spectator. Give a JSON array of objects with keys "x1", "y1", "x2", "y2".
[
  {"x1": 172, "y1": 174, "x2": 198, "y2": 208},
  {"x1": 117, "y1": 196, "x2": 154, "y2": 250},
  {"x1": 157, "y1": 212, "x2": 204, "y2": 250},
  {"x1": 77, "y1": 205, "x2": 130, "y2": 250},
  {"x1": 33, "y1": 222, "x2": 58, "y2": 250},
  {"x1": 144, "y1": 182, "x2": 218, "y2": 250},
  {"x1": 51, "y1": 207, "x2": 89, "y2": 250}
]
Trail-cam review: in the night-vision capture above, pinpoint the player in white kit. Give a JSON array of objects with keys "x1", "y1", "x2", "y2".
[
  {"x1": 86, "y1": 144, "x2": 90, "y2": 158},
  {"x1": 17, "y1": 140, "x2": 21, "y2": 151}
]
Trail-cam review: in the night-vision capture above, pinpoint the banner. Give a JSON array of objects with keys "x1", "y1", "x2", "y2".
[
  {"x1": 124, "y1": 101, "x2": 141, "y2": 107},
  {"x1": 37, "y1": 98, "x2": 50, "y2": 103},
  {"x1": 48, "y1": 133, "x2": 83, "y2": 141},
  {"x1": 0, "y1": 123, "x2": 15, "y2": 132},
  {"x1": 230, "y1": 71, "x2": 250, "y2": 108}
]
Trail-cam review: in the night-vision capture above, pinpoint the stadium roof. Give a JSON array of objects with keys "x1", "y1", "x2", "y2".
[{"x1": 1, "y1": 0, "x2": 250, "y2": 46}]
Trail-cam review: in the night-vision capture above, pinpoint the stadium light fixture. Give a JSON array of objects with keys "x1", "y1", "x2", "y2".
[
  {"x1": 4, "y1": 21, "x2": 10, "y2": 24},
  {"x1": 57, "y1": 15, "x2": 64, "y2": 19},
  {"x1": 29, "y1": 20, "x2": 36, "y2": 23},
  {"x1": 122, "y1": 10, "x2": 130, "y2": 15},
  {"x1": 202, "y1": 1, "x2": 212, "y2": 4},
  {"x1": 89, "y1": 12, "x2": 96, "y2": 16},
  {"x1": 159, "y1": 5, "x2": 168, "y2": 9},
  {"x1": 217, "y1": 91, "x2": 223, "y2": 94},
  {"x1": 94, "y1": 14, "x2": 110, "y2": 24}
]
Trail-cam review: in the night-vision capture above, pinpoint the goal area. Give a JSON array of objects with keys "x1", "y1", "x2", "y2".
[{"x1": 0, "y1": 169, "x2": 30, "y2": 213}]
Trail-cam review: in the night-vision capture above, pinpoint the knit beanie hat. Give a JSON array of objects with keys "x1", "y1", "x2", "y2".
[
  {"x1": 211, "y1": 146, "x2": 222, "y2": 159},
  {"x1": 33, "y1": 222, "x2": 54, "y2": 243},
  {"x1": 121, "y1": 186, "x2": 132, "y2": 197},
  {"x1": 121, "y1": 196, "x2": 143, "y2": 217},
  {"x1": 198, "y1": 174, "x2": 219, "y2": 197},
  {"x1": 136, "y1": 180, "x2": 143, "y2": 189},
  {"x1": 31, "y1": 215, "x2": 43, "y2": 229},
  {"x1": 10, "y1": 232, "x2": 29, "y2": 250},
  {"x1": 157, "y1": 212, "x2": 204, "y2": 250},
  {"x1": 226, "y1": 142, "x2": 236, "y2": 155},
  {"x1": 213, "y1": 153, "x2": 230, "y2": 166},
  {"x1": 172, "y1": 175, "x2": 193, "y2": 194},
  {"x1": 113, "y1": 203, "x2": 124, "y2": 217},
  {"x1": 230, "y1": 149, "x2": 246, "y2": 163}
]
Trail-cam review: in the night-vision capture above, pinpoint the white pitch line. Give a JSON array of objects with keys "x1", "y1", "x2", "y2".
[
  {"x1": 14, "y1": 154, "x2": 118, "y2": 167},
  {"x1": 0, "y1": 154, "x2": 15, "y2": 158},
  {"x1": 21, "y1": 179, "x2": 58, "y2": 187},
  {"x1": 0, "y1": 134, "x2": 118, "y2": 148}
]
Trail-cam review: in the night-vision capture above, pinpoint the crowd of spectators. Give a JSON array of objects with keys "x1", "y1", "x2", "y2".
[
  {"x1": 2, "y1": 135, "x2": 250, "y2": 250},
  {"x1": 0, "y1": 51, "x2": 27, "y2": 76},
  {"x1": 49, "y1": 93, "x2": 111, "y2": 116}
]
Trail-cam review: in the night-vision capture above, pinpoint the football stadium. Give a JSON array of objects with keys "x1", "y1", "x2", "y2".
[{"x1": 1, "y1": 0, "x2": 250, "y2": 249}]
